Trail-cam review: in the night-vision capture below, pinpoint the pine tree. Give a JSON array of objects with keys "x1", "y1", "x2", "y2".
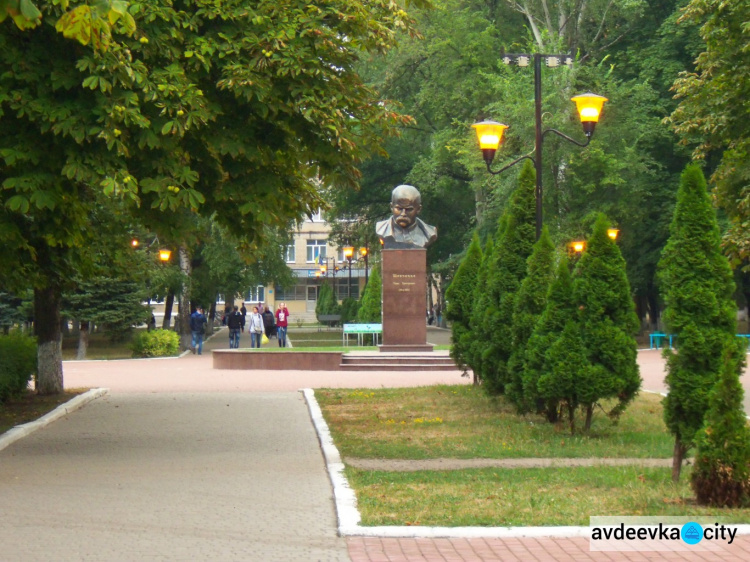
[
  {"x1": 506, "y1": 226, "x2": 556, "y2": 410},
  {"x1": 481, "y1": 160, "x2": 536, "y2": 395},
  {"x1": 691, "y1": 340, "x2": 750, "y2": 507},
  {"x1": 446, "y1": 233, "x2": 482, "y2": 376},
  {"x1": 658, "y1": 164, "x2": 739, "y2": 481},
  {"x1": 467, "y1": 236, "x2": 495, "y2": 385},
  {"x1": 523, "y1": 256, "x2": 576, "y2": 422},
  {"x1": 573, "y1": 214, "x2": 641, "y2": 432}
]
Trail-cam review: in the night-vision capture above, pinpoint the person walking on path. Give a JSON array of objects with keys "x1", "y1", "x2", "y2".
[
  {"x1": 262, "y1": 306, "x2": 275, "y2": 339},
  {"x1": 275, "y1": 302, "x2": 289, "y2": 348},
  {"x1": 227, "y1": 306, "x2": 243, "y2": 349},
  {"x1": 190, "y1": 306, "x2": 208, "y2": 354},
  {"x1": 248, "y1": 306, "x2": 264, "y2": 348}
]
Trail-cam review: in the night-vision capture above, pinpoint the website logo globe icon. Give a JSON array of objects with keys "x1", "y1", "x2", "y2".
[{"x1": 681, "y1": 522, "x2": 703, "y2": 545}]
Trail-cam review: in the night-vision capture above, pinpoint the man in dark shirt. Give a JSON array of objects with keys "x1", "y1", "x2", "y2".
[
  {"x1": 227, "y1": 306, "x2": 243, "y2": 349},
  {"x1": 190, "y1": 307, "x2": 208, "y2": 354}
]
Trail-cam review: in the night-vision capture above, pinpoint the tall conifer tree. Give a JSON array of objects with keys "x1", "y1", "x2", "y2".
[
  {"x1": 573, "y1": 214, "x2": 640, "y2": 431},
  {"x1": 468, "y1": 236, "x2": 495, "y2": 385},
  {"x1": 446, "y1": 233, "x2": 482, "y2": 376},
  {"x1": 481, "y1": 161, "x2": 536, "y2": 395},
  {"x1": 658, "y1": 164, "x2": 739, "y2": 481},
  {"x1": 523, "y1": 256, "x2": 575, "y2": 422},
  {"x1": 506, "y1": 226, "x2": 556, "y2": 409}
]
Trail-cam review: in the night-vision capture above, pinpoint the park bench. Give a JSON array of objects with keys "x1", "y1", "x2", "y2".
[
  {"x1": 318, "y1": 314, "x2": 342, "y2": 330},
  {"x1": 343, "y1": 323, "x2": 382, "y2": 346},
  {"x1": 649, "y1": 332, "x2": 673, "y2": 349}
]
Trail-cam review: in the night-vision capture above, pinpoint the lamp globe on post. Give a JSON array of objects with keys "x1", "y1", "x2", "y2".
[
  {"x1": 607, "y1": 228, "x2": 619, "y2": 241},
  {"x1": 471, "y1": 120, "x2": 508, "y2": 167},
  {"x1": 159, "y1": 249, "x2": 172, "y2": 262},
  {"x1": 571, "y1": 93, "x2": 608, "y2": 138}
]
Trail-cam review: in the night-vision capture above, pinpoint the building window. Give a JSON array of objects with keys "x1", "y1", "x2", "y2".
[
  {"x1": 307, "y1": 208, "x2": 323, "y2": 222},
  {"x1": 336, "y1": 279, "x2": 360, "y2": 300},
  {"x1": 306, "y1": 239, "x2": 327, "y2": 263},
  {"x1": 275, "y1": 284, "x2": 307, "y2": 301},
  {"x1": 245, "y1": 286, "x2": 265, "y2": 303},
  {"x1": 284, "y1": 244, "x2": 296, "y2": 263}
]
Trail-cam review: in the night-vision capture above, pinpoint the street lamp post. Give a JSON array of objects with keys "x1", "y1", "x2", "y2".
[
  {"x1": 343, "y1": 245, "x2": 354, "y2": 299},
  {"x1": 472, "y1": 53, "x2": 608, "y2": 239},
  {"x1": 359, "y1": 246, "x2": 369, "y2": 286}
]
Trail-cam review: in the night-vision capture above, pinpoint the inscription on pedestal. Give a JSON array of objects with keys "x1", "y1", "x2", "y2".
[{"x1": 381, "y1": 250, "x2": 428, "y2": 348}]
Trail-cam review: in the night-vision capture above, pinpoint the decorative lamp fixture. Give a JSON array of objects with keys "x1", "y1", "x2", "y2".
[
  {"x1": 343, "y1": 246, "x2": 354, "y2": 260},
  {"x1": 320, "y1": 264, "x2": 327, "y2": 274},
  {"x1": 571, "y1": 241, "x2": 585, "y2": 253},
  {"x1": 607, "y1": 228, "x2": 619, "y2": 240},
  {"x1": 131, "y1": 239, "x2": 139, "y2": 248},
  {"x1": 571, "y1": 93, "x2": 608, "y2": 137},
  {"x1": 315, "y1": 270, "x2": 322, "y2": 278},
  {"x1": 471, "y1": 120, "x2": 508, "y2": 166},
  {"x1": 359, "y1": 247, "x2": 368, "y2": 257},
  {"x1": 158, "y1": 249, "x2": 172, "y2": 262}
]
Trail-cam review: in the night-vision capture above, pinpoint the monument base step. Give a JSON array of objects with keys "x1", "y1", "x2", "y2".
[
  {"x1": 339, "y1": 363, "x2": 458, "y2": 371},
  {"x1": 379, "y1": 344, "x2": 434, "y2": 353},
  {"x1": 340, "y1": 352, "x2": 457, "y2": 371}
]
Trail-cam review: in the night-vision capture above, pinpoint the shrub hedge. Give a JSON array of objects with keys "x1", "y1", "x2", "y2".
[
  {"x1": 131, "y1": 329, "x2": 180, "y2": 358},
  {"x1": 0, "y1": 331, "x2": 37, "y2": 403}
]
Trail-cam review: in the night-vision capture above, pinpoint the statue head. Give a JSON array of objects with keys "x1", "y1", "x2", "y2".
[{"x1": 390, "y1": 185, "x2": 422, "y2": 230}]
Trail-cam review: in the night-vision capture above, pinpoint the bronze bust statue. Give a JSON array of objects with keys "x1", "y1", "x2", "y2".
[{"x1": 376, "y1": 185, "x2": 437, "y2": 249}]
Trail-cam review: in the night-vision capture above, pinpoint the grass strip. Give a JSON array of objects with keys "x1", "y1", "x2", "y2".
[
  {"x1": 347, "y1": 465, "x2": 750, "y2": 527},
  {"x1": 317, "y1": 385, "x2": 674, "y2": 459}
]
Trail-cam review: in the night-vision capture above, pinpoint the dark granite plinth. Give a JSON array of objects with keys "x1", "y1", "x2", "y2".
[{"x1": 381, "y1": 249, "x2": 428, "y2": 351}]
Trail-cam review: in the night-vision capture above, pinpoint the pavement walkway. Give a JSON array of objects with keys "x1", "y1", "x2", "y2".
[{"x1": 1, "y1": 328, "x2": 749, "y2": 561}]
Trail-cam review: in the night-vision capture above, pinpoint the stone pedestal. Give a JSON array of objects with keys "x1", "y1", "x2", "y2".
[{"x1": 380, "y1": 249, "x2": 433, "y2": 352}]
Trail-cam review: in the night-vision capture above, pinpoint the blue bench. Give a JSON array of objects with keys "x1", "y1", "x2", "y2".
[
  {"x1": 649, "y1": 332, "x2": 673, "y2": 349},
  {"x1": 343, "y1": 323, "x2": 382, "y2": 346}
]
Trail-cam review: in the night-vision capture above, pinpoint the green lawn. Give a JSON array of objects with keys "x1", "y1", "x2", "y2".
[
  {"x1": 315, "y1": 385, "x2": 750, "y2": 526},
  {"x1": 317, "y1": 385, "x2": 674, "y2": 459}
]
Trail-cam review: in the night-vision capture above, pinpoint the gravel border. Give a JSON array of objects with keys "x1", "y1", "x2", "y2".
[{"x1": 0, "y1": 388, "x2": 109, "y2": 453}]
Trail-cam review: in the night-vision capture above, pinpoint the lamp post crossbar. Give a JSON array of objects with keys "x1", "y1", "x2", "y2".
[{"x1": 474, "y1": 53, "x2": 607, "y2": 240}]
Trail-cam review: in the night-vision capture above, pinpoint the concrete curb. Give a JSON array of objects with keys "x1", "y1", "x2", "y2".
[
  {"x1": 301, "y1": 387, "x2": 750, "y2": 540},
  {"x1": 0, "y1": 388, "x2": 109, "y2": 453}
]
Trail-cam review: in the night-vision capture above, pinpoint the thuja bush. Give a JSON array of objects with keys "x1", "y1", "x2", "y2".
[
  {"x1": 357, "y1": 265, "x2": 382, "y2": 323},
  {"x1": 658, "y1": 164, "x2": 738, "y2": 481},
  {"x1": 446, "y1": 233, "x2": 482, "y2": 377},
  {"x1": 0, "y1": 331, "x2": 37, "y2": 403},
  {"x1": 691, "y1": 342, "x2": 750, "y2": 507},
  {"x1": 340, "y1": 297, "x2": 360, "y2": 325},
  {"x1": 506, "y1": 226, "x2": 556, "y2": 408},
  {"x1": 315, "y1": 283, "x2": 340, "y2": 321},
  {"x1": 131, "y1": 329, "x2": 180, "y2": 358}
]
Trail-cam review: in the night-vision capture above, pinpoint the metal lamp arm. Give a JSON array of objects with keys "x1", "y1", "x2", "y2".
[
  {"x1": 485, "y1": 153, "x2": 536, "y2": 176},
  {"x1": 543, "y1": 128, "x2": 591, "y2": 148}
]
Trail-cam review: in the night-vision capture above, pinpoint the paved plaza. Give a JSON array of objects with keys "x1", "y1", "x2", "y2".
[{"x1": 1, "y1": 327, "x2": 750, "y2": 561}]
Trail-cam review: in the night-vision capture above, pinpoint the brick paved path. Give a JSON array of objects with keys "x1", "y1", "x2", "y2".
[{"x1": 2, "y1": 329, "x2": 749, "y2": 561}]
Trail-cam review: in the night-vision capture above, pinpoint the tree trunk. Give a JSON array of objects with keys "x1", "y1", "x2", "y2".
[
  {"x1": 584, "y1": 404, "x2": 593, "y2": 432},
  {"x1": 178, "y1": 245, "x2": 192, "y2": 351},
  {"x1": 568, "y1": 403, "x2": 576, "y2": 435},
  {"x1": 672, "y1": 438, "x2": 687, "y2": 482},
  {"x1": 647, "y1": 291, "x2": 660, "y2": 331},
  {"x1": 162, "y1": 292, "x2": 174, "y2": 329},
  {"x1": 34, "y1": 285, "x2": 64, "y2": 395},
  {"x1": 76, "y1": 320, "x2": 90, "y2": 360},
  {"x1": 208, "y1": 301, "x2": 217, "y2": 329}
]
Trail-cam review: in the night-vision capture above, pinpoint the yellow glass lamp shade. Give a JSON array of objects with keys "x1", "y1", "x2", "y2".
[
  {"x1": 607, "y1": 228, "x2": 619, "y2": 240},
  {"x1": 343, "y1": 246, "x2": 354, "y2": 259},
  {"x1": 131, "y1": 239, "x2": 139, "y2": 248},
  {"x1": 315, "y1": 271, "x2": 322, "y2": 278},
  {"x1": 158, "y1": 249, "x2": 172, "y2": 262},
  {"x1": 571, "y1": 93, "x2": 608, "y2": 138},
  {"x1": 571, "y1": 241, "x2": 585, "y2": 253},
  {"x1": 472, "y1": 120, "x2": 508, "y2": 150},
  {"x1": 472, "y1": 120, "x2": 508, "y2": 167},
  {"x1": 320, "y1": 264, "x2": 327, "y2": 274},
  {"x1": 359, "y1": 247, "x2": 368, "y2": 257}
]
